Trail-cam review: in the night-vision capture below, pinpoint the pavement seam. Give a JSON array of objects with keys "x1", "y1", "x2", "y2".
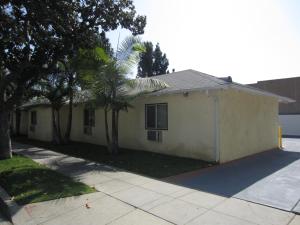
[
  {"x1": 114, "y1": 177, "x2": 193, "y2": 198},
  {"x1": 94, "y1": 180, "x2": 135, "y2": 195},
  {"x1": 291, "y1": 199, "x2": 300, "y2": 214},
  {"x1": 233, "y1": 196, "x2": 293, "y2": 213},
  {"x1": 139, "y1": 196, "x2": 174, "y2": 211},
  {"x1": 175, "y1": 195, "x2": 228, "y2": 211},
  {"x1": 101, "y1": 191, "x2": 176, "y2": 225},
  {"x1": 181, "y1": 208, "x2": 210, "y2": 225},
  {"x1": 142, "y1": 197, "x2": 209, "y2": 225},
  {"x1": 104, "y1": 208, "x2": 136, "y2": 225},
  {"x1": 209, "y1": 209, "x2": 262, "y2": 225},
  {"x1": 286, "y1": 214, "x2": 296, "y2": 225}
]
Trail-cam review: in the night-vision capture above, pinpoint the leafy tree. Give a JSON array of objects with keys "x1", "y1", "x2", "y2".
[
  {"x1": 137, "y1": 42, "x2": 169, "y2": 77},
  {"x1": 82, "y1": 36, "x2": 168, "y2": 154},
  {"x1": 0, "y1": 0, "x2": 146, "y2": 159}
]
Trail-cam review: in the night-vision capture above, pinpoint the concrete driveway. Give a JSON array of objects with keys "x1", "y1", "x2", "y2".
[{"x1": 167, "y1": 138, "x2": 300, "y2": 213}]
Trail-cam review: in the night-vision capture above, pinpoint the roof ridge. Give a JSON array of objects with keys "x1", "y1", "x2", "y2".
[{"x1": 188, "y1": 69, "x2": 230, "y2": 85}]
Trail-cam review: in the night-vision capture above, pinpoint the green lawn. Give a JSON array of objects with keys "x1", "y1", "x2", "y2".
[
  {"x1": 14, "y1": 137, "x2": 213, "y2": 178},
  {"x1": 0, "y1": 155, "x2": 95, "y2": 205}
]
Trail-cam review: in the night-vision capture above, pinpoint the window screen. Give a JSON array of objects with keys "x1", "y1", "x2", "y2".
[
  {"x1": 146, "y1": 105, "x2": 156, "y2": 129},
  {"x1": 31, "y1": 111, "x2": 37, "y2": 125},
  {"x1": 145, "y1": 103, "x2": 168, "y2": 130},
  {"x1": 157, "y1": 104, "x2": 168, "y2": 129},
  {"x1": 84, "y1": 108, "x2": 95, "y2": 127},
  {"x1": 84, "y1": 109, "x2": 89, "y2": 126}
]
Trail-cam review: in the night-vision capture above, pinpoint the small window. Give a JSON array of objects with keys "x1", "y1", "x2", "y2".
[
  {"x1": 145, "y1": 103, "x2": 168, "y2": 130},
  {"x1": 31, "y1": 111, "x2": 37, "y2": 125},
  {"x1": 83, "y1": 108, "x2": 95, "y2": 135}
]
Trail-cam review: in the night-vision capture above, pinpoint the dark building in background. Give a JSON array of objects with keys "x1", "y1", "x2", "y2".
[
  {"x1": 250, "y1": 77, "x2": 300, "y2": 137},
  {"x1": 250, "y1": 77, "x2": 300, "y2": 115}
]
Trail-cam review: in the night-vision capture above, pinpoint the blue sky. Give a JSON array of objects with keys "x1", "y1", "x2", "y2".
[{"x1": 107, "y1": 0, "x2": 300, "y2": 84}]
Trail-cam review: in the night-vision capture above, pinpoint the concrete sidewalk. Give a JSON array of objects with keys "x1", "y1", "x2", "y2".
[
  {"x1": 11, "y1": 142, "x2": 298, "y2": 225},
  {"x1": 0, "y1": 216, "x2": 12, "y2": 225}
]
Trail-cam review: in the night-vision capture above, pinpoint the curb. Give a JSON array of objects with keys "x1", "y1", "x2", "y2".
[
  {"x1": 0, "y1": 195, "x2": 11, "y2": 223},
  {"x1": 0, "y1": 186, "x2": 12, "y2": 223},
  {"x1": 0, "y1": 186, "x2": 36, "y2": 225}
]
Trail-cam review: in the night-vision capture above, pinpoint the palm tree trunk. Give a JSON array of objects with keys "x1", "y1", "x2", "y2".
[
  {"x1": 52, "y1": 108, "x2": 60, "y2": 144},
  {"x1": 115, "y1": 110, "x2": 119, "y2": 153},
  {"x1": 111, "y1": 108, "x2": 117, "y2": 154},
  {"x1": 56, "y1": 109, "x2": 62, "y2": 144},
  {"x1": 0, "y1": 109, "x2": 12, "y2": 159},
  {"x1": 104, "y1": 106, "x2": 111, "y2": 153},
  {"x1": 64, "y1": 73, "x2": 74, "y2": 143}
]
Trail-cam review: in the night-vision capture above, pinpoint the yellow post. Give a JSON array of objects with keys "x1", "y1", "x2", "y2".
[{"x1": 278, "y1": 126, "x2": 282, "y2": 149}]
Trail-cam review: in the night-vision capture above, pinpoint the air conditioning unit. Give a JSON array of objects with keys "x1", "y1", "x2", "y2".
[{"x1": 147, "y1": 130, "x2": 162, "y2": 142}]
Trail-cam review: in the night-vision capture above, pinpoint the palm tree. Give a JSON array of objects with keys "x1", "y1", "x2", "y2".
[
  {"x1": 83, "y1": 36, "x2": 168, "y2": 154},
  {"x1": 31, "y1": 68, "x2": 69, "y2": 144}
]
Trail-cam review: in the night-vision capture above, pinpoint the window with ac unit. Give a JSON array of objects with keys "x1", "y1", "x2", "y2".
[
  {"x1": 145, "y1": 103, "x2": 168, "y2": 130},
  {"x1": 83, "y1": 108, "x2": 95, "y2": 135}
]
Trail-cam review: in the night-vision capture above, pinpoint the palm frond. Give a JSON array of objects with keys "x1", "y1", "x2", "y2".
[
  {"x1": 117, "y1": 77, "x2": 169, "y2": 97},
  {"x1": 115, "y1": 36, "x2": 145, "y2": 73}
]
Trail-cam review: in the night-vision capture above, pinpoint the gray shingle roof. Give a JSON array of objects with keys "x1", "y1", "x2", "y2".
[
  {"x1": 151, "y1": 69, "x2": 229, "y2": 94},
  {"x1": 150, "y1": 69, "x2": 294, "y2": 103},
  {"x1": 21, "y1": 69, "x2": 294, "y2": 109}
]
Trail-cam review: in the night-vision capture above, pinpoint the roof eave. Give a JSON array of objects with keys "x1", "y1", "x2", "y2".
[
  {"x1": 230, "y1": 84, "x2": 295, "y2": 103},
  {"x1": 146, "y1": 85, "x2": 229, "y2": 97}
]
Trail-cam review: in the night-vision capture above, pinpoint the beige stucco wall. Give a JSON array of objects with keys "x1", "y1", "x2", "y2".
[
  {"x1": 218, "y1": 89, "x2": 279, "y2": 163},
  {"x1": 68, "y1": 91, "x2": 216, "y2": 161},
  {"x1": 22, "y1": 88, "x2": 279, "y2": 163},
  {"x1": 27, "y1": 107, "x2": 53, "y2": 142}
]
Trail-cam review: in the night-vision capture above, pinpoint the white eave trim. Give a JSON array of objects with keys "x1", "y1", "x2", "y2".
[
  {"x1": 229, "y1": 84, "x2": 295, "y2": 103},
  {"x1": 146, "y1": 85, "x2": 229, "y2": 97}
]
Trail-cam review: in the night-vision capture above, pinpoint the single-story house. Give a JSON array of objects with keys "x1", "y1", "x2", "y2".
[
  {"x1": 250, "y1": 77, "x2": 300, "y2": 137},
  {"x1": 13, "y1": 70, "x2": 293, "y2": 163}
]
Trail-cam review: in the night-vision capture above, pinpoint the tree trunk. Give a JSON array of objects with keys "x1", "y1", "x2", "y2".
[
  {"x1": 104, "y1": 106, "x2": 111, "y2": 153},
  {"x1": 111, "y1": 108, "x2": 118, "y2": 154},
  {"x1": 64, "y1": 73, "x2": 74, "y2": 143},
  {"x1": 115, "y1": 110, "x2": 119, "y2": 151},
  {"x1": 110, "y1": 109, "x2": 120, "y2": 154},
  {"x1": 56, "y1": 109, "x2": 62, "y2": 143},
  {"x1": 0, "y1": 110, "x2": 12, "y2": 159},
  {"x1": 52, "y1": 108, "x2": 60, "y2": 144}
]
